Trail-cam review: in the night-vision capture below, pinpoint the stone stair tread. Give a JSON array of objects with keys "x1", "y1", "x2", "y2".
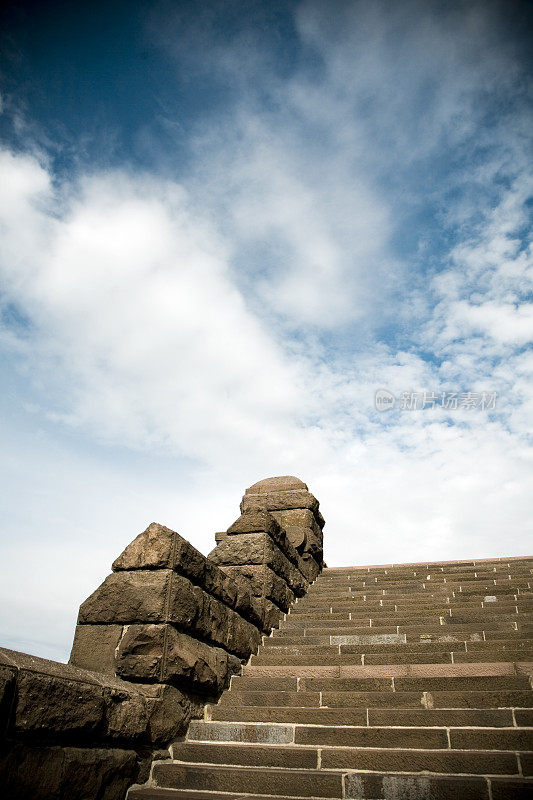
[
  {"x1": 243, "y1": 661, "x2": 531, "y2": 677},
  {"x1": 170, "y1": 740, "x2": 532, "y2": 770},
  {"x1": 147, "y1": 761, "x2": 533, "y2": 799},
  {"x1": 133, "y1": 557, "x2": 533, "y2": 800},
  {"x1": 130, "y1": 790, "x2": 336, "y2": 800},
  {"x1": 208, "y1": 705, "x2": 521, "y2": 726}
]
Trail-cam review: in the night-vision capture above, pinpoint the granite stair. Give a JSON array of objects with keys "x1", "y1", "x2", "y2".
[{"x1": 129, "y1": 557, "x2": 533, "y2": 799}]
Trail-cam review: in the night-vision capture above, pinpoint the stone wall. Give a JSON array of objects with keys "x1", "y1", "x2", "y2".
[{"x1": 0, "y1": 476, "x2": 324, "y2": 800}]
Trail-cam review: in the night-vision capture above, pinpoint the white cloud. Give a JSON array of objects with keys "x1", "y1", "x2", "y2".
[{"x1": 0, "y1": 1, "x2": 532, "y2": 659}]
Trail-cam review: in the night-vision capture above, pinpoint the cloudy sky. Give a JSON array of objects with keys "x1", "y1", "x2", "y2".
[{"x1": 0, "y1": 0, "x2": 532, "y2": 662}]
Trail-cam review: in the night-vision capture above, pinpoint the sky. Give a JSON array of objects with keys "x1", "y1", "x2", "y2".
[{"x1": 0, "y1": 0, "x2": 532, "y2": 662}]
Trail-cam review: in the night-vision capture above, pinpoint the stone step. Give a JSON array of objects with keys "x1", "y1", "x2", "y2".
[
  {"x1": 186, "y1": 720, "x2": 533, "y2": 750},
  {"x1": 285, "y1": 615, "x2": 529, "y2": 628},
  {"x1": 129, "y1": 791, "x2": 334, "y2": 800},
  {"x1": 454, "y1": 651, "x2": 533, "y2": 664},
  {"x1": 260, "y1": 639, "x2": 533, "y2": 655},
  {"x1": 267, "y1": 631, "x2": 523, "y2": 648},
  {"x1": 243, "y1": 661, "x2": 530, "y2": 678},
  {"x1": 171, "y1": 741, "x2": 317, "y2": 769},
  {"x1": 209, "y1": 705, "x2": 371, "y2": 725},
  {"x1": 312, "y1": 570, "x2": 532, "y2": 581},
  {"x1": 251, "y1": 651, "x2": 533, "y2": 667},
  {"x1": 229, "y1": 675, "x2": 531, "y2": 692},
  {"x1": 317, "y1": 746, "x2": 522, "y2": 774},
  {"x1": 465, "y1": 638, "x2": 533, "y2": 651},
  {"x1": 291, "y1": 604, "x2": 530, "y2": 616},
  {"x1": 280, "y1": 619, "x2": 521, "y2": 633},
  {"x1": 219, "y1": 689, "x2": 533, "y2": 708},
  {"x1": 242, "y1": 661, "x2": 531, "y2": 678},
  {"x1": 151, "y1": 763, "x2": 343, "y2": 797},
  {"x1": 169, "y1": 741, "x2": 528, "y2": 775},
  {"x1": 147, "y1": 760, "x2": 533, "y2": 799},
  {"x1": 265, "y1": 635, "x2": 466, "y2": 649},
  {"x1": 362, "y1": 652, "x2": 454, "y2": 664},
  {"x1": 208, "y1": 704, "x2": 516, "y2": 727},
  {"x1": 132, "y1": 773, "x2": 533, "y2": 799}
]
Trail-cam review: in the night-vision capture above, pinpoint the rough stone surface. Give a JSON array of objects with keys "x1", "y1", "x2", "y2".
[
  {"x1": 262, "y1": 599, "x2": 284, "y2": 630},
  {"x1": 102, "y1": 685, "x2": 149, "y2": 741},
  {"x1": 168, "y1": 572, "x2": 202, "y2": 628},
  {"x1": 69, "y1": 623, "x2": 123, "y2": 675},
  {"x1": 227, "y1": 511, "x2": 301, "y2": 568},
  {"x1": 112, "y1": 522, "x2": 175, "y2": 571},
  {"x1": 60, "y1": 747, "x2": 141, "y2": 800},
  {"x1": 116, "y1": 624, "x2": 233, "y2": 693},
  {"x1": 0, "y1": 743, "x2": 65, "y2": 800},
  {"x1": 222, "y1": 564, "x2": 295, "y2": 612},
  {"x1": 228, "y1": 510, "x2": 283, "y2": 537},
  {"x1": 14, "y1": 670, "x2": 105, "y2": 737},
  {"x1": 79, "y1": 570, "x2": 171, "y2": 624},
  {"x1": 0, "y1": 744, "x2": 142, "y2": 800},
  {"x1": 246, "y1": 476, "x2": 308, "y2": 493},
  {"x1": 143, "y1": 683, "x2": 196, "y2": 744},
  {"x1": 209, "y1": 533, "x2": 308, "y2": 597},
  {"x1": 115, "y1": 624, "x2": 166, "y2": 682},
  {"x1": 164, "y1": 629, "x2": 231, "y2": 692},
  {"x1": 241, "y1": 488, "x2": 319, "y2": 514}
]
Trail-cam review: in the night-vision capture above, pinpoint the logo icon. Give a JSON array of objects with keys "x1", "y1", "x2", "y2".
[{"x1": 375, "y1": 388, "x2": 396, "y2": 412}]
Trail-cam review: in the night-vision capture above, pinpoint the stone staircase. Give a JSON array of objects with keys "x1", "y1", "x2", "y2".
[{"x1": 129, "y1": 557, "x2": 533, "y2": 799}]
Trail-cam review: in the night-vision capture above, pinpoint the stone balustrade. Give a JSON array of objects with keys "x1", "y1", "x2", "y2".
[{"x1": 0, "y1": 476, "x2": 324, "y2": 800}]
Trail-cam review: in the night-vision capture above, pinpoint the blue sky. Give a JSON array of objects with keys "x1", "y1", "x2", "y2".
[{"x1": 0, "y1": 0, "x2": 532, "y2": 661}]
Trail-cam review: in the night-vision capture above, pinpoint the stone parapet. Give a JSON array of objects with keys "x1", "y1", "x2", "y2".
[
  {"x1": 0, "y1": 646, "x2": 197, "y2": 800},
  {"x1": 208, "y1": 476, "x2": 325, "y2": 631},
  {"x1": 240, "y1": 476, "x2": 324, "y2": 578},
  {"x1": 0, "y1": 476, "x2": 324, "y2": 800}
]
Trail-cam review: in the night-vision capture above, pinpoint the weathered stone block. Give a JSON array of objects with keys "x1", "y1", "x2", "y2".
[
  {"x1": 78, "y1": 570, "x2": 171, "y2": 623},
  {"x1": 69, "y1": 624, "x2": 123, "y2": 675},
  {"x1": 227, "y1": 510, "x2": 301, "y2": 568},
  {"x1": 143, "y1": 683, "x2": 195, "y2": 744},
  {"x1": 222, "y1": 564, "x2": 295, "y2": 612},
  {"x1": 283, "y1": 525, "x2": 307, "y2": 549},
  {"x1": 164, "y1": 628, "x2": 230, "y2": 692},
  {"x1": 246, "y1": 476, "x2": 308, "y2": 493},
  {"x1": 228, "y1": 510, "x2": 282, "y2": 536},
  {"x1": 232, "y1": 579, "x2": 264, "y2": 628},
  {"x1": 116, "y1": 624, "x2": 231, "y2": 693},
  {"x1": 225, "y1": 612, "x2": 262, "y2": 658},
  {"x1": 112, "y1": 526, "x2": 243, "y2": 618},
  {"x1": 102, "y1": 685, "x2": 149, "y2": 741},
  {"x1": 14, "y1": 670, "x2": 105, "y2": 737},
  {"x1": 208, "y1": 533, "x2": 264, "y2": 567},
  {"x1": 300, "y1": 554, "x2": 321, "y2": 582},
  {"x1": 115, "y1": 624, "x2": 165, "y2": 681},
  {"x1": 168, "y1": 572, "x2": 202, "y2": 628},
  {"x1": 0, "y1": 743, "x2": 64, "y2": 800},
  {"x1": 209, "y1": 534, "x2": 308, "y2": 597},
  {"x1": 271, "y1": 508, "x2": 317, "y2": 530},
  {"x1": 174, "y1": 535, "x2": 208, "y2": 584},
  {"x1": 60, "y1": 746, "x2": 139, "y2": 800},
  {"x1": 241, "y1": 488, "x2": 319, "y2": 514},
  {"x1": 262, "y1": 599, "x2": 284, "y2": 630},
  {"x1": 196, "y1": 590, "x2": 229, "y2": 645},
  {"x1": 203, "y1": 562, "x2": 238, "y2": 608},
  {"x1": 112, "y1": 522, "x2": 175, "y2": 570},
  {"x1": 270, "y1": 508, "x2": 323, "y2": 563}
]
